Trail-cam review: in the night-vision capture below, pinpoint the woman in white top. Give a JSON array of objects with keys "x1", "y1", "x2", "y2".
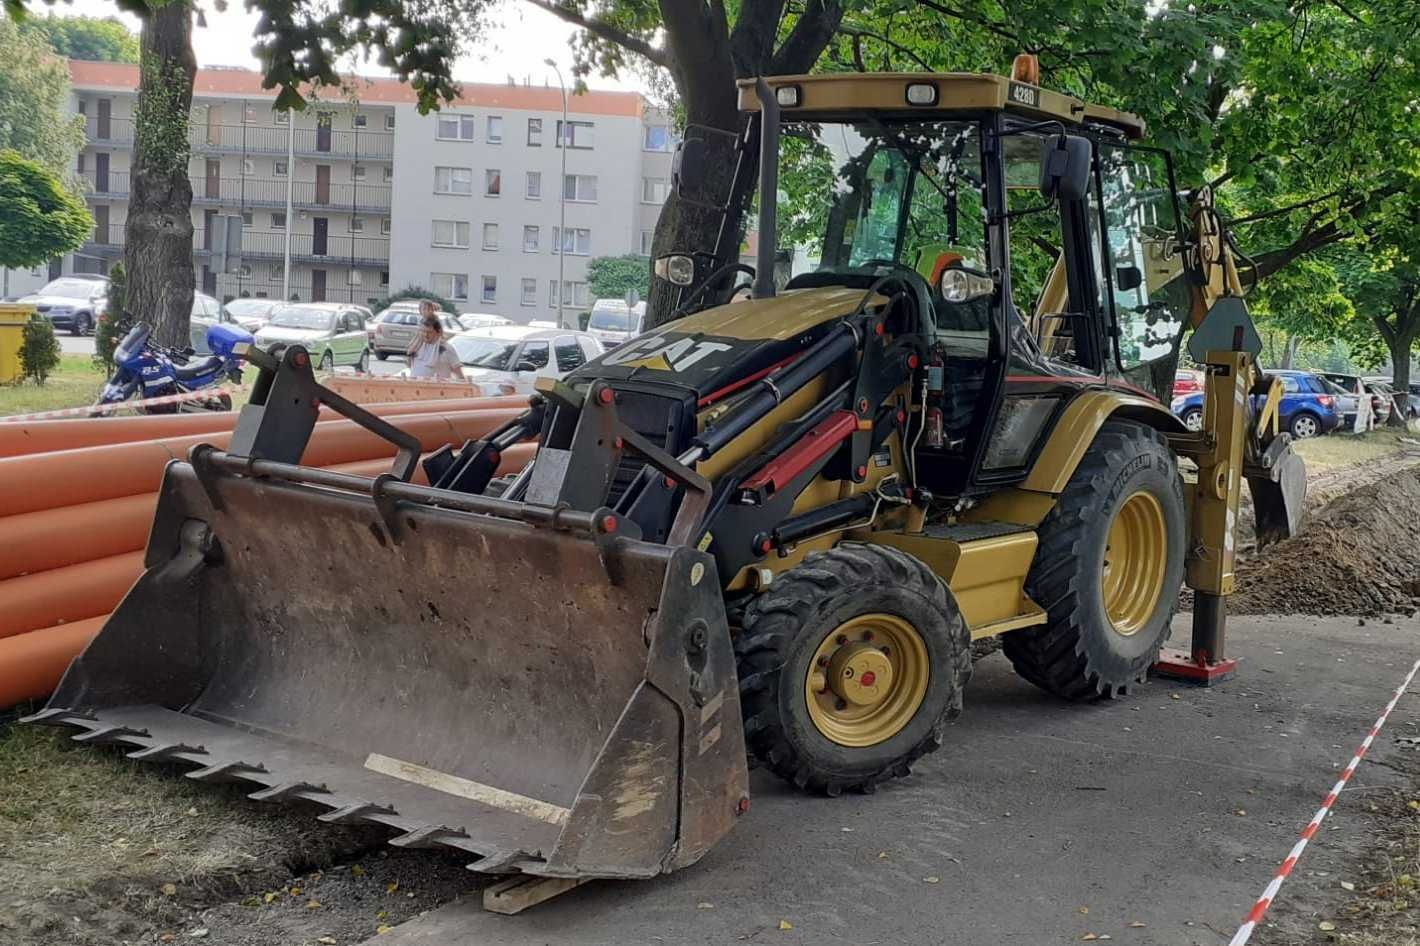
[{"x1": 406, "y1": 301, "x2": 464, "y2": 381}]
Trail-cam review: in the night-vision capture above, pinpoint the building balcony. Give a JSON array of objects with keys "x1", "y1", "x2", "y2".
[
  {"x1": 192, "y1": 177, "x2": 391, "y2": 213},
  {"x1": 204, "y1": 231, "x2": 390, "y2": 268},
  {"x1": 77, "y1": 169, "x2": 130, "y2": 199},
  {"x1": 189, "y1": 124, "x2": 394, "y2": 161},
  {"x1": 83, "y1": 116, "x2": 134, "y2": 146}
]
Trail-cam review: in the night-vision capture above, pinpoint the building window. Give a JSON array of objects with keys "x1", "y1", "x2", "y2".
[
  {"x1": 482, "y1": 223, "x2": 499, "y2": 250},
  {"x1": 486, "y1": 115, "x2": 503, "y2": 144},
  {"x1": 241, "y1": 211, "x2": 254, "y2": 227},
  {"x1": 348, "y1": 268, "x2": 363, "y2": 285},
  {"x1": 352, "y1": 165, "x2": 367, "y2": 181},
  {"x1": 432, "y1": 272, "x2": 468, "y2": 300},
  {"x1": 639, "y1": 229, "x2": 654, "y2": 255},
  {"x1": 242, "y1": 104, "x2": 258, "y2": 124},
  {"x1": 434, "y1": 166, "x2": 473, "y2": 194},
  {"x1": 380, "y1": 269, "x2": 390, "y2": 286},
  {"x1": 350, "y1": 216, "x2": 365, "y2": 233},
  {"x1": 274, "y1": 109, "x2": 290, "y2": 125},
  {"x1": 431, "y1": 219, "x2": 471, "y2": 248},
  {"x1": 271, "y1": 212, "x2": 286, "y2": 230},
  {"x1": 274, "y1": 159, "x2": 288, "y2": 177},
  {"x1": 642, "y1": 178, "x2": 670, "y2": 203},
  {"x1": 437, "y1": 115, "x2": 476, "y2": 141},
  {"x1": 563, "y1": 174, "x2": 597, "y2": 202},
  {"x1": 384, "y1": 114, "x2": 395, "y2": 131},
  {"x1": 241, "y1": 158, "x2": 256, "y2": 176},
  {"x1": 553, "y1": 227, "x2": 591, "y2": 256},
  {"x1": 555, "y1": 120, "x2": 594, "y2": 149},
  {"x1": 525, "y1": 171, "x2": 541, "y2": 199},
  {"x1": 382, "y1": 165, "x2": 393, "y2": 182},
  {"x1": 485, "y1": 169, "x2": 501, "y2": 196},
  {"x1": 269, "y1": 263, "x2": 283, "y2": 279},
  {"x1": 521, "y1": 278, "x2": 537, "y2": 306},
  {"x1": 380, "y1": 217, "x2": 391, "y2": 235},
  {"x1": 481, "y1": 275, "x2": 497, "y2": 303},
  {"x1": 550, "y1": 280, "x2": 589, "y2": 307},
  {"x1": 643, "y1": 125, "x2": 671, "y2": 151},
  {"x1": 522, "y1": 225, "x2": 539, "y2": 252},
  {"x1": 353, "y1": 113, "x2": 368, "y2": 128},
  {"x1": 236, "y1": 264, "x2": 253, "y2": 278},
  {"x1": 527, "y1": 118, "x2": 542, "y2": 146}
]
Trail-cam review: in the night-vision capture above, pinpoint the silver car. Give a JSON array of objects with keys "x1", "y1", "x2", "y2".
[{"x1": 369, "y1": 305, "x2": 461, "y2": 359}]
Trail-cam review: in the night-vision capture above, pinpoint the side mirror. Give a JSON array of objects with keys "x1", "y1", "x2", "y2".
[
  {"x1": 671, "y1": 137, "x2": 706, "y2": 199},
  {"x1": 1038, "y1": 134, "x2": 1093, "y2": 203},
  {"x1": 1115, "y1": 265, "x2": 1143, "y2": 292}
]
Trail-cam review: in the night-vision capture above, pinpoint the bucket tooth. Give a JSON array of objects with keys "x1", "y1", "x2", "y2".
[
  {"x1": 248, "y1": 782, "x2": 331, "y2": 803},
  {"x1": 186, "y1": 760, "x2": 269, "y2": 783},
  {"x1": 317, "y1": 802, "x2": 397, "y2": 825},
  {"x1": 389, "y1": 825, "x2": 470, "y2": 849},
  {"x1": 127, "y1": 742, "x2": 208, "y2": 762},
  {"x1": 21, "y1": 707, "x2": 96, "y2": 726},
  {"x1": 71, "y1": 724, "x2": 150, "y2": 745}
]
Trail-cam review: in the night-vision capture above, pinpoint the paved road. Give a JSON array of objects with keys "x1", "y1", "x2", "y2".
[
  {"x1": 367, "y1": 614, "x2": 1420, "y2": 946},
  {"x1": 62, "y1": 333, "x2": 409, "y2": 377}
]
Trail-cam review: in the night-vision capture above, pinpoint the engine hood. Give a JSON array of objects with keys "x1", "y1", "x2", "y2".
[
  {"x1": 21, "y1": 294, "x2": 93, "y2": 310},
  {"x1": 570, "y1": 286, "x2": 864, "y2": 395},
  {"x1": 256, "y1": 326, "x2": 328, "y2": 344}
]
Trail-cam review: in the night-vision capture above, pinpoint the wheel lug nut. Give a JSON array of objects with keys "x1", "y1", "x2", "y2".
[
  {"x1": 862, "y1": 630, "x2": 874, "y2": 641},
  {"x1": 817, "y1": 656, "x2": 830, "y2": 668},
  {"x1": 836, "y1": 634, "x2": 848, "y2": 645},
  {"x1": 881, "y1": 646, "x2": 891, "y2": 656},
  {"x1": 844, "y1": 667, "x2": 854, "y2": 678}
]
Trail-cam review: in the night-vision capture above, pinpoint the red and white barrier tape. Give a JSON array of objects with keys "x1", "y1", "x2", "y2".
[
  {"x1": 1229, "y1": 655, "x2": 1420, "y2": 946},
  {"x1": 0, "y1": 386, "x2": 238, "y2": 423}
]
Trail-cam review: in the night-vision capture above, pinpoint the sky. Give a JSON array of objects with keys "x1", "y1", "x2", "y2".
[{"x1": 59, "y1": 0, "x2": 651, "y2": 94}]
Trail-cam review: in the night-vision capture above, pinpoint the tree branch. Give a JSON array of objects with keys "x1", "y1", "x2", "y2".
[
  {"x1": 834, "y1": 23, "x2": 933, "y2": 71},
  {"x1": 522, "y1": 0, "x2": 670, "y2": 69},
  {"x1": 770, "y1": 0, "x2": 845, "y2": 75}
]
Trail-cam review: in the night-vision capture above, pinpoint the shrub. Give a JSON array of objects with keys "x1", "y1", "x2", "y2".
[
  {"x1": 18, "y1": 312, "x2": 60, "y2": 385},
  {"x1": 370, "y1": 285, "x2": 459, "y2": 315},
  {"x1": 94, "y1": 261, "x2": 131, "y2": 370}
]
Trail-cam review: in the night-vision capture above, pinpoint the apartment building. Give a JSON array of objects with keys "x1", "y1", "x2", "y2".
[{"x1": 61, "y1": 61, "x2": 676, "y2": 321}]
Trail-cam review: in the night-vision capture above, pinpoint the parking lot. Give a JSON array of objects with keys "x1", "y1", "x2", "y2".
[{"x1": 57, "y1": 334, "x2": 412, "y2": 378}]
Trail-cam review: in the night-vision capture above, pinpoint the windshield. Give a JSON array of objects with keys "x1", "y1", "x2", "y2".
[
  {"x1": 450, "y1": 336, "x2": 517, "y2": 369},
  {"x1": 589, "y1": 308, "x2": 634, "y2": 331},
  {"x1": 779, "y1": 119, "x2": 987, "y2": 278},
  {"x1": 38, "y1": 278, "x2": 102, "y2": 299},
  {"x1": 227, "y1": 300, "x2": 274, "y2": 317},
  {"x1": 269, "y1": 306, "x2": 335, "y2": 331}
]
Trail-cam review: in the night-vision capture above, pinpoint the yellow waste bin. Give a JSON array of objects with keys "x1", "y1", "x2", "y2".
[{"x1": 0, "y1": 303, "x2": 36, "y2": 384}]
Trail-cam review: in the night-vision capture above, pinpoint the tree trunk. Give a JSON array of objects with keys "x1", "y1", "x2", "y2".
[
  {"x1": 1278, "y1": 334, "x2": 1299, "y2": 369},
  {"x1": 123, "y1": 3, "x2": 196, "y2": 349},
  {"x1": 1384, "y1": 330, "x2": 1415, "y2": 428}
]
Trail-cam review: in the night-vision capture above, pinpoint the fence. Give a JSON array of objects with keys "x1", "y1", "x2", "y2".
[{"x1": 192, "y1": 177, "x2": 392, "y2": 213}]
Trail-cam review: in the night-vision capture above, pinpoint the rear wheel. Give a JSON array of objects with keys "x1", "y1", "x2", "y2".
[
  {"x1": 1002, "y1": 420, "x2": 1185, "y2": 700},
  {"x1": 375, "y1": 350, "x2": 389, "y2": 361},
  {"x1": 319, "y1": 349, "x2": 334, "y2": 371},
  {"x1": 1289, "y1": 411, "x2": 1321, "y2": 439},
  {"x1": 1181, "y1": 406, "x2": 1203, "y2": 432},
  {"x1": 356, "y1": 348, "x2": 369, "y2": 373},
  {"x1": 735, "y1": 543, "x2": 971, "y2": 795}
]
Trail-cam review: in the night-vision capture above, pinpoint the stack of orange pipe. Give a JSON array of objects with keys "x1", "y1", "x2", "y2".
[{"x1": 0, "y1": 408, "x2": 536, "y2": 708}]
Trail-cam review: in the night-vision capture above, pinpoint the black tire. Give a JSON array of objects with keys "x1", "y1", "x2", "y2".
[
  {"x1": 1003, "y1": 420, "x2": 1185, "y2": 700},
  {"x1": 356, "y1": 348, "x2": 369, "y2": 373},
  {"x1": 319, "y1": 349, "x2": 334, "y2": 371},
  {"x1": 69, "y1": 316, "x2": 85, "y2": 337},
  {"x1": 735, "y1": 543, "x2": 972, "y2": 795},
  {"x1": 1289, "y1": 411, "x2": 1321, "y2": 439},
  {"x1": 375, "y1": 350, "x2": 389, "y2": 361},
  {"x1": 1181, "y1": 406, "x2": 1203, "y2": 432}
]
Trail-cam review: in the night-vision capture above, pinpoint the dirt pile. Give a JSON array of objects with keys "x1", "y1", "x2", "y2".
[{"x1": 1226, "y1": 467, "x2": 1420, "y2": 617}]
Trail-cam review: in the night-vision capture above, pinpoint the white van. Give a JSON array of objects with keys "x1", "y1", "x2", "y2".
[{"x1": 586, "y1": 299, "x2": 647, "y2": 348}]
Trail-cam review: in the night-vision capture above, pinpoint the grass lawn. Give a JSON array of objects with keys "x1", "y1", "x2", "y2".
[
  {"x1": 1293, "y1": 426, "x2": 1420, "y2": 473},
  {"x1": 0, "y1": 354, "x2": 109, "y2": 417}
]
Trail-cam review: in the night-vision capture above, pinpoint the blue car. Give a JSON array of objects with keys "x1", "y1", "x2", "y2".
[{"x1": 1171, "y1": 369, "x2": 1343, "y2": 439}]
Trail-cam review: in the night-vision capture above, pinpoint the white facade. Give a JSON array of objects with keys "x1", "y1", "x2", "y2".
[{"x1": 59, "y1": 62, "x2": 675, "y2": 322}]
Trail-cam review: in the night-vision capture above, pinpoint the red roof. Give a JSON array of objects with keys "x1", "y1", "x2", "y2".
[{"x1": 68, "y1": 60, "x2": 645, "y2": 117}]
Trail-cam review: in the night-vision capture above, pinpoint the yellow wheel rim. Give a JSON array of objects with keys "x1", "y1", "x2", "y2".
[
  {"x1": 1101, "y1": 490, "x2": 1167, "y2": 636},
  {"x1": 804, "y1": 613, "x2": 930, "y2": 748}
]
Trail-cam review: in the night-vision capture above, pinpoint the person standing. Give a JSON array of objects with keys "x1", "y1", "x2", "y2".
[{"x1": 406, "y1": 301, "x2": 463, "y2": 381}]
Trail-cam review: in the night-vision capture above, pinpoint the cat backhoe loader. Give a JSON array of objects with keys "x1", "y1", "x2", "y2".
[{"x1": 30, "y1": 57, "x2": 1304, "y2": 898}]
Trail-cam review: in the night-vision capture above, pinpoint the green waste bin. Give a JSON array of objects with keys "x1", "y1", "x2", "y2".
[{"x1": 0, "y1": 303, "x2": 35, "y2": 384}]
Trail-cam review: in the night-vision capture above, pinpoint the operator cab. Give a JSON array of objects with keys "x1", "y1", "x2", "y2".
[{"x1": 666, "y1": 61, "x2": 1194, "y2": 498}]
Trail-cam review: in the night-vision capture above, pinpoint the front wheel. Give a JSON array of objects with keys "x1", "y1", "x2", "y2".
[
  {"x1": 1289, "y1": 412, "x2": 1321, "y2": 439},
  {"x1": 319, "y1": 349, "x2": 334, "y2": 371},
  {"x1": 356, "y1": 348, "x2": 369, "y2": 373},
  {"x1": 736, "y1": 543, "x2": 972, "y2": 795},
  {"x1": 1003, "y1": 420, "x2": 1185, "y2": 700},
  {"x1": 375, "y1": 350, "x2": 389, "y2": 361},
  {"x1": 1181, "y1": 406, "x2": 1203, "y2": 432}
]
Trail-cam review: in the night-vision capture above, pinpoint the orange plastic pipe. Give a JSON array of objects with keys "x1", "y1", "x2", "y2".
[
  {"x1": 0, "y1": 616, "x2": 107, "y2": 709},
  {"x1": 0, "y1": 407, "x2": 522, "y2": 517},
  {"x1": 0, "y1": 550, "x2": 145, "y2": 641},
  {"x1": 0, "y1": 493, "x2": 155, "y2": 582},
  {"x1": 0, "y1": 396, "x2": 524, "y2": 459}
]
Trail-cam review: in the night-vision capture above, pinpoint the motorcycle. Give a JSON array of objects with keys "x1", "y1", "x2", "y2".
[{"x1": 96, "y1": 321, "x2": 254, "y2": 413}]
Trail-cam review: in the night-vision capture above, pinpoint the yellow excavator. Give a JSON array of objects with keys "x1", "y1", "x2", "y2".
[{"x1": 30, "y1": 56, "x2": 1303, "y2": 902}]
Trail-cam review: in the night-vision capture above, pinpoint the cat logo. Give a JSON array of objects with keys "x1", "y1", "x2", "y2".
[{"x1": 603, "y1": 334, "x2": 733, "y2": 373}]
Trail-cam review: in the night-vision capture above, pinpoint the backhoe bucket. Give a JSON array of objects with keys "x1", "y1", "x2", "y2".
[
  {"x1": 28, "y1": 455, "x2": 748, "y2": 880},
  {"x1": 1248, "y1": 437, "x2": 1306, "y2": 547}
]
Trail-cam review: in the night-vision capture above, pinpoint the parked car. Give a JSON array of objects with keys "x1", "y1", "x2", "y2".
[
  {"x1": 222, "y1": 298, "x2": 280, "y2": 332},
  {"x1": 1172, "y1": 369, "x2": 1342, "y2": 438},
  {"x1": 18, "y1": 276, "x2": 109, "y2": 336},
  {"x1": 254, "y1": 302, "x2": 371, "y2": 372},
  {"x1": 368, "y1": 305, "x2": 462, "y2": 358},
  {"x1": 1319, "y1": 372, "x2": 1391, "y2": 428},
  {"x1": 1364, "y1": 379, "x2": 1402, "y2": 423},
  {"x1": 187, "y1": 292, "x2": 227, "y2": 353},
  {"x1": 586, "y1": 299, "x2": 647, "y2": 348},
  {"x1": 1318, "y1": 377, "x2": 1362, "y2": 430},
  {"x1": 1172, "y1": 369, "x2": 1203, "y2": 398},
  {"x1": 447, "y1": 327, "x2": 603, "y2": 390},
  {"x1": 457, "y1": 313, "x2": 512, "y2": 331}
]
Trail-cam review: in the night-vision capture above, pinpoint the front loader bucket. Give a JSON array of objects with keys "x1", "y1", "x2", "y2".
[
  {"x1": 1248, "y1": 438, "x2": 1307, "y2": 547},
  {"x1": 27, "y1": 455, "x2": 748, "y2": 880}
]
